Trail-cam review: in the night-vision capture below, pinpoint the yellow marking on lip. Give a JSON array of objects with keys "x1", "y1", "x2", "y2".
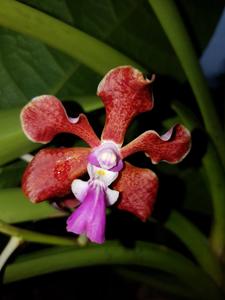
[{"x1": 96, "y1": 169, "x2": 106, "y2": 176}]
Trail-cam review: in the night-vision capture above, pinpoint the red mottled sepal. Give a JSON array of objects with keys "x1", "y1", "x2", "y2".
[
  {"x1": 121, "y1": 125, "x2": 191, "y2": 164},
  {"x1": 21, "y1": 95, "x2": 100, "y2": 147},
  {"x1": 113, "y1": 163, "x2": 158, "y2": 221},
  {"x1": 52, "y1": 197, "x2": 80, "y2": 210},
  {"x1": 22, "y1": 147, "x2": 90, "y2": 203},
  {"x1": 98, "y1": 66, "x2": 154, "y2": 145}
]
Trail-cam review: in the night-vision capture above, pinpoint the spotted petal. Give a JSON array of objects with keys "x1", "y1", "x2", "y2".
[
  {"x1": 97, "y1": 66, "x2": 154, "y2": 145},
  {"x1": 113, "y1": 163, "x2": 158, "y2": 221},
  {"x1": 21, "y1": 95, "x2": 100, "y2": 147},
  {"x1": 22, "y1": 147, "x2": 90, "y2": 203},
  {"x1": 121, "y1": 125, "x2": 191, "y2": 164}
]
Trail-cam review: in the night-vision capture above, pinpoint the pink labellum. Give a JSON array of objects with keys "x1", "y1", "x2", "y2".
[
  {"x1": 22, "y1": 147, "x2": 90, "y2": 203},
  {"x1": 121, "y1": 124, "x2": 191, "y2": 164},
  {"x1": 21, "y1": 95, "x2": 100, "y2": 147},
  {"x1": 67, "y1": 182, "x2": 106, "y2": 244},
  {"x1": 113, "y1": 162, "x2": 158, "y2": 221},
  {"x1": 97, "y1": 66, "x2": 154, "y2": 145}
]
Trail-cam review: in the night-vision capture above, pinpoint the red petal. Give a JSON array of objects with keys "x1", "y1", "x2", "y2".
[
  {"x1": 21, "y1": 95, "x2": 100, "y2": 147},
  {"x1": 97, "y1": 66, "x2": 154, "y2": 145},
  {"x1": 113, "y1": 162, "x2": 158, "y2": 221},
  {"x1": 121, "y1": 125, "x2": 191, "y2": 164},
  {"x1": 22, "y1": 147, "x2": 90, "y2": 203},
  {"x1": 52, "y1": 197, "x2": 80, "y2": 210}
]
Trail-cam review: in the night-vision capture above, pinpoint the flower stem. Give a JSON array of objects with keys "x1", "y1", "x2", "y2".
[
  {"x1": 0, "y1": 219, "x2": 76, "y2": 246},
  {"x1": 148, "y1": 0, "x2": 225, "y2": 169}
]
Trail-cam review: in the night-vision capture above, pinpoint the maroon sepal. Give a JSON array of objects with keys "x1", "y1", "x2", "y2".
[
  {"x1": 113, "y1": 162, "x2": 158, "y2": 221},
  {"x1": 22, "y1": 147, "x2": 90, "y2": 203},
  {"x1": 98, "y1": 66, "x2": 155, "y2": 145}
]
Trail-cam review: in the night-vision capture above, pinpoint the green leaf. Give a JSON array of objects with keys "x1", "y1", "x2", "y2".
[
  {"x1": 0, "y1": 160, "x2": 26, "y2": 188},
  {"x1": 20, "y1": 0, "x2": 75, "y2": 25},
  {"x1": 0, "y1": 0, "x2": 142, "y2": 76},
  {"x1": 177, "y1": 0, "x2": 224, "y2": 50},
  {"x1": 60, "y1": 0, "x2": 184, "y2": 80},
  {"x1": 117, "y1": 268, "x2": 197, "y2": 300},
  {"x1": 157, "y1": 162, "x2": 212, "y2": 215},
  {"x1": 0, "y1": 0, "x2": 223, "y2": 109},
  {"x1": 166, "y1": 211, "x2": 223, "y2": 285},
  {"x1": 171, "y1": 100, "x2": 225, "y2": 257},
  {"x1": 180, "y1": 168, "x2": 212, "y2": 214},
  {"x1": 18, "y1": 0, "x2": 179, "y2": 78},
  {"x1": 0, "y1": 188, "x2": 66, "y2": 223},
  {"x1": 4, "y1": 242, "x2": 223, "y2": 300},
  {"x1": 0, "y1": 108, "x2": 39, "y2": 165},
  {"x1": 19, "y1": 0, "x2": 224, "y2": 79},
  {"x1": 0, "y1": 27, "x2": 101, "y2": 109},
  {"x1": 73, "y1": 95, "x2": 102, "y2": 112}
]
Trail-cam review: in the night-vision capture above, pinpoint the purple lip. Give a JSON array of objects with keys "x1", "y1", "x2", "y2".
[{"x1": 67, "y1": 181, "x2": 106, "y2": 244}]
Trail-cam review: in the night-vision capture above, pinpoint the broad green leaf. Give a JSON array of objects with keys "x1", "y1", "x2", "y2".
[
  {"x1": 0, "y1": 0, "x2": 223, "y2": 110},
  {"x1": 18, "y1": 0, "x2": 224, "y2": 80},
  {"x1": 117, "y1": 268, "x2": 196, "y2": 300},
  {"x1": 65, "y1": 0, "x2": 223, "y2": 64},
  {"x1": 0, "y1": 27, "x2": 101, "y2": 109},
  {"x1": 73, "y1": 95, "x2": 102, "y2": 112},
  {"x1": 0, "y1": 188, "x2": 66, "y2": 223},
  {"x1": 177, "y1": 0, "x2": 224, "y2": 50},
  {"x1": 60, "y1": 0, "x2": 184, "y2": 80},
  {"x1": 0, "y1": 160, "x2": 26, "y2": 188},
  {"x1": 0, "y1": 0, "x2": 142, "y2": 78},
  {"x1": 180, "y1": 168, "x2": 212, "y2": 214},
  {"x1": 166, "y1": 211, "x2": 223, "y2": 285},
  {"x1": 20, "y1": 0, "x2": 75, "y2": 25},
  {"x1": 157, "y1": 162, "x2": 212, "y2": 215},
  {"x1": 0, "y1": 108, "x2": 39, "y2": 165},
  {"x1": 4, "y1": 242, "x2": 223, "y2": 300},
  {"x1": 171, "y1": 90, "x2": 225, "y2": 256}
]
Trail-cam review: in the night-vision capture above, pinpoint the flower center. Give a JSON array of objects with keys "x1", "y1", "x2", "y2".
[
  {"x1": 88, "y1": 141, "x2": 123, "y2": 172},
  {"x1": 97, "y1": 149, "x2": 118, "y2": 170}
]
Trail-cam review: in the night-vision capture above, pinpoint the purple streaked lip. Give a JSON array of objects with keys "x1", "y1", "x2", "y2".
[
  {"x1": 67, "y1": 182, "x2": 106, "y2": 244},
  {"x1": 67, "y1": 162, "x2": 120, "y2": 244}
]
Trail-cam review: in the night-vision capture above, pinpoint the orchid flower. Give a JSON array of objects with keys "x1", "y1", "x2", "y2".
[{"x1": 20, "y1": 66, "x2": 191, "y2": 244}]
